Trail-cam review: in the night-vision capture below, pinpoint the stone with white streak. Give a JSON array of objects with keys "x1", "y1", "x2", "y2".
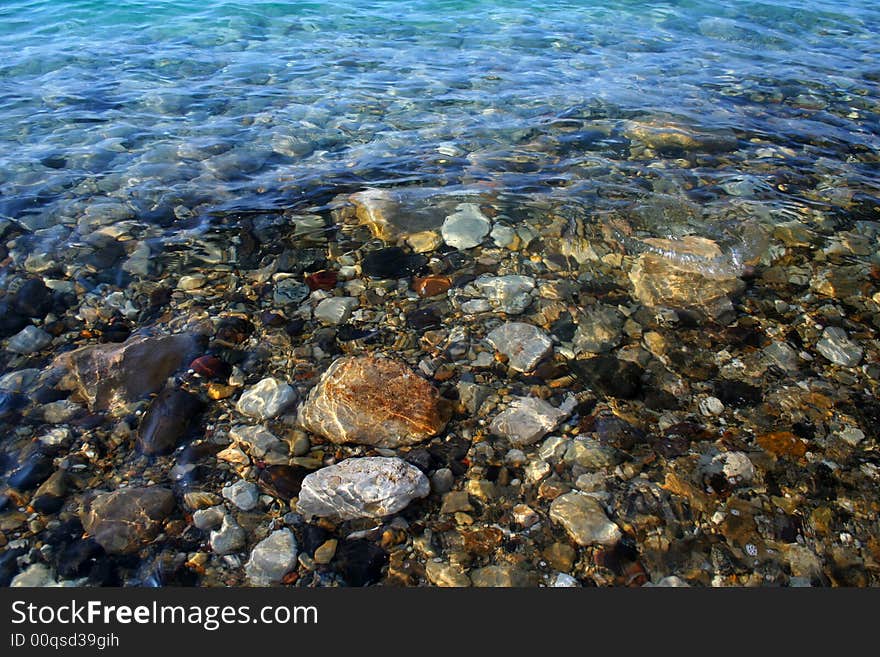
[
  {"x1": 490, "y1": 396, "x2": 568, "y2": 446},
  {"x1": 297, "y1": 457, "x2": 430, "y2": 520},
  {"x1": 486, "y1": 322, "x2": 552, "y2": 372}
]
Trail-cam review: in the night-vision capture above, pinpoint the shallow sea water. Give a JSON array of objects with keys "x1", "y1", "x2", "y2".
[{"x1": 1, "y1": 0, "x2": 878, "y2": 241}]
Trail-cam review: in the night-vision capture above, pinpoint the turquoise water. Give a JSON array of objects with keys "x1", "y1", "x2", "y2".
[{"x1": 0, "y1": 0, "x2": 878, "y2": 237}]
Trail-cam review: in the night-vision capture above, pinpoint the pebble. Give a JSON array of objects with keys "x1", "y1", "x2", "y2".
[
  {"x1": 229, "y1": 425, "x2": 285, "y2": 458},
  {"x1": 430, "y1": 468, "x2": 455, "y2": 494},
  {"x1": 177, "y1": 274, "x2": 206, "y2": 290},
  {"x1": 297, "y1": 457, "x2": 430, "y2": 520},
  {"x1": 485, "y1": 321, "x2": 553, "y2": 372},
  {"x1": 406, "y1": 230, "x2": 443, "y2": 253},
  {"x1": 490, "y1": 224, "x2": 517, "y2": 248},
  {"x1": 425, "y1": 560, "x2": 471, "y2": 587},
  {"x1": 299, "y1": 355, "x2": 447, "y2": 448},
  {"x1": 699, "y1": 396, "x2": 725, "y2": 416},
  {"x1": 549, "y1": 492, "x2": 621, "y2": 547},
  {"x1": 573, "y1": 305, "x2": 624, "y2": 354},
  {"x1": 245, "y1": 528, "x2": 298, "y2": 586},
  {"x1": 474, "y1": 275, "x2": 535, "y2": 314},
  {"x1": 222, "y1": 479, "x2": 260, "y2": 511},
  {"x1": 490, "y1": 396, "x2": 568, "y2": 446},
  {"x1": 6, "y1": 325, "x2": 52, "y2": 354},
  {"x1": 210, "y1": 516, "x2": 246, "y2": 555},
  {"x1": 54, "y1": 332, "x2": 201, "y2": 412},
  {"x1": 313, "y1": 539, "x2": 338, "y2": 565},
  {"x1": 0, "y1": 368, "x2": 41, "y2": 392},
  {"x1": 236, "y1": 377, "x2": 298, "y2": 420},
  {"x1": 815, "y1": 326, "x2": 862, "y2": 367},
  {"x1": 838, "y1": 427, "x2": 865, "y2": 446},
  {"x1": 441, "y1": 203, "x2": 491, "y2": 249},
  {"x1": 273, "y1": 279, "x2": 310, "y2": 306},
  {"x1": 136, "y1": 388, "x2": 204, "y2": 456},
  {"x1": 192, "y1": 505, "x2": 226, "y2": 531},
  {"x1": 313, "y1": 296, "x2": 358, "y2": 324},
  {"x1": 81, "y1": 486, "x2": 175, "y2": 554}
]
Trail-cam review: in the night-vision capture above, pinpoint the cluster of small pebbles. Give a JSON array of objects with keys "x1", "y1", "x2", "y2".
[{"x1": 2, "y1": 111, "x2": 880, "y2": 589}]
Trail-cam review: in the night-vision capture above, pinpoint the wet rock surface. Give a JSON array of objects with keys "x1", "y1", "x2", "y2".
[
  {"x1": 297, "y1": 457, "x2": 430, "y2": 520},
  {"x1": 54, "y1": 332, "x2": 202, "y2": 412},
  {"x1": 80, "y1": 487, "x2": 175, "y2": 555},
  {"x1": 299, "y1": 356, "x2": 448, "y2": 447}
]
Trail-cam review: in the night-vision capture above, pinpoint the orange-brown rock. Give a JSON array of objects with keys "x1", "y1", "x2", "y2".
[
  {"x1": 756, "y1": 431, "x2": 808, "y2": 459},
  {"x1": 412, "y1": 275, "x2": 452, "y2": 298},
  {"x1": 299, "y1": 355, "x2": 449, "y2": 447}
]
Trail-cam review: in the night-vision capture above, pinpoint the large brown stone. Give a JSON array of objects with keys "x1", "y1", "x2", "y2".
[
  {"x1": 81, "y1": 486, "x2": 175, "y2": 554},
  {"x1": 54, "y1": 332, "x2": 202, "y2": 411},
  {"x1": 628, "y1": 237, "x2": 745, "y2": 319},
  {"x1": 299, "y1": 355, "x2": 448, "y2": 447}
]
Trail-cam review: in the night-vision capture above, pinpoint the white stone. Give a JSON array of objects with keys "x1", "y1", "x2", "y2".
[
  {"x1": 460, "y1": 299, "x2": 491, "y2": 314},
  {"x1": 490, "y1": 224, "x2": 517, "y2": 248},
  {"x1": 714, "y1": 451, "x2": 755, "y2": 483},
  {"x1": 297, "y1": 457, "x2": 430, "y2": 520},
  {"x1": 699, "y1": 396, "x2": 725, "y2": 416},
  {"x1": 192, "y1": 505, "x2": 226, "y2": 531},
  {"x1": 222, "y1": 479, "x2": 260, "y2": 511},
  {"x1": 441, "y1": 203, "x2": 491, "y2": 249},
  {"x1": 552, "y1": 573, "x2": 580, "y2": 587},
  {"x1": 178, "y1": 274, "x2": 206, "y2": 290},
  {"x1": 486, "y1": 321, "x2": 552, "y2": 372},
  {"x1": 210, "y1": 515, "x2": 246, "y2": 555},
  {"x1": 313, "y1": 297, "x2": 358, "y2": 324},
  {"x1": 236, "y1": 377, "x2": 297, "y2": 420},
  {"x1": 490, "y1": 396, "x2": 567, "y2": 446},
  {"x1": 245, "y1": 529, "x2": 298, "y2": 586},
  {"x1": 474, "y1": 275, "x2": 535, "y2": 314},
  {"x1": 550, "y1": 493, "x2": 621, "y2": 547}
]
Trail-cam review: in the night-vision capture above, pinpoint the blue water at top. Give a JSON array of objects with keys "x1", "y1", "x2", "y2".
[{"x1": 0, "y1": 0, "x2": 878, "y2": 232}]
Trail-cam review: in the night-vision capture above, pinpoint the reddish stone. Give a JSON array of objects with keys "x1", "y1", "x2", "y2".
[
  {"x1": 190, "y1": 355, "x2": 230, "y2": 380},
  {"x1": 412, "y1": 275, "x2": 452, "y2": 298},
  {"x1": 305, "y1": 270, "x2": 338, "y2": 291},
  {"x1": 300, "y1": 355, "x2": 449, "y2": 448}
]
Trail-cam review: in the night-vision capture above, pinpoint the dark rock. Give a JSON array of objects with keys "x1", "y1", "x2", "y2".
[
  {"x1": 261, "y1": 311, "x2": 287, "y2": 327},
  {"x1": 586, "y1": 413, "x2": 645, "y2": 450},
  {"x1": 305, "y1": 269, "x2": 338, "y2": 291},
  {"x1": 285, "y1": 318, "x2": 306, "y2": 336},
  {"x1": 403, "y1": 448, "x2": 432, "y2": 473},
  {"x1": 428, "y1": 436, "x2": 471, "y2": 475},
  {"x1": 334, "y1": 540, "x2": 387, "y2": 587},
  {"x1": 55, "y1": 332, "x2": 203, "y2": 412},
  {"x1": 336, "y1": 325, "x2": 380, "y2": 342},
  {"x1": 176, "y1": 441, "x2": 223, "y2": 465},
  {"x1": 257, "y1": 465, "x2": 309, "y2": 501},
  {"x1": 0, "y1": 300, "x2": 28, "y2": 338},
  {"x1": 98, "y1": 319, "x2": 132, "y2": 343},
  {"x1": 361, "y1": 247, "x2": 427, "y2": 279},
  {"x1": 8, "y1": 451, "x2": 54, "y2": 491},
  {"x1": 550, "y1": 313, "x2": 577, "y2": 342},
  {"x1": 569, "y1": 356, "x2": 643, "y2": 399},
  {"x1": 300, "y1": 525, "x2": 332, "y2": 557},
  {"x1": 406, "y1": 308, "x2": 441, "y2": 330},
  {"x1": 81, "y1": 486, "x2": 176, "y2": 554},
  {"x1": 0, "y1": 545, "x2": 27, "y2": 586},
  {"x1": 643, "y1": 389, "x2": 681, "y2": 410},
  {"x1": 30, "y1": 469, "x2": 69, "y2": 514},
  {"x1": 189, "y1": 355, "x2": 231, "y2": 380},
  {"x1": 215, "y1": 317, "x2": 254, "y2": 344},
  {"x1": 32, "y1": 385, "x2": 70, "y2": 405},
  {"x1": 0, "y1": 391, "x2": 28, "y2": 422},
  {"x1": 12, "y1": 278, "x2": 53, "y2": 318},
  {"x1": 136, "y1": 387, "x2": 205, "y2": 456},
  {"x1": 714, "y1": 380, "x2": 762, "y2": 407}
]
